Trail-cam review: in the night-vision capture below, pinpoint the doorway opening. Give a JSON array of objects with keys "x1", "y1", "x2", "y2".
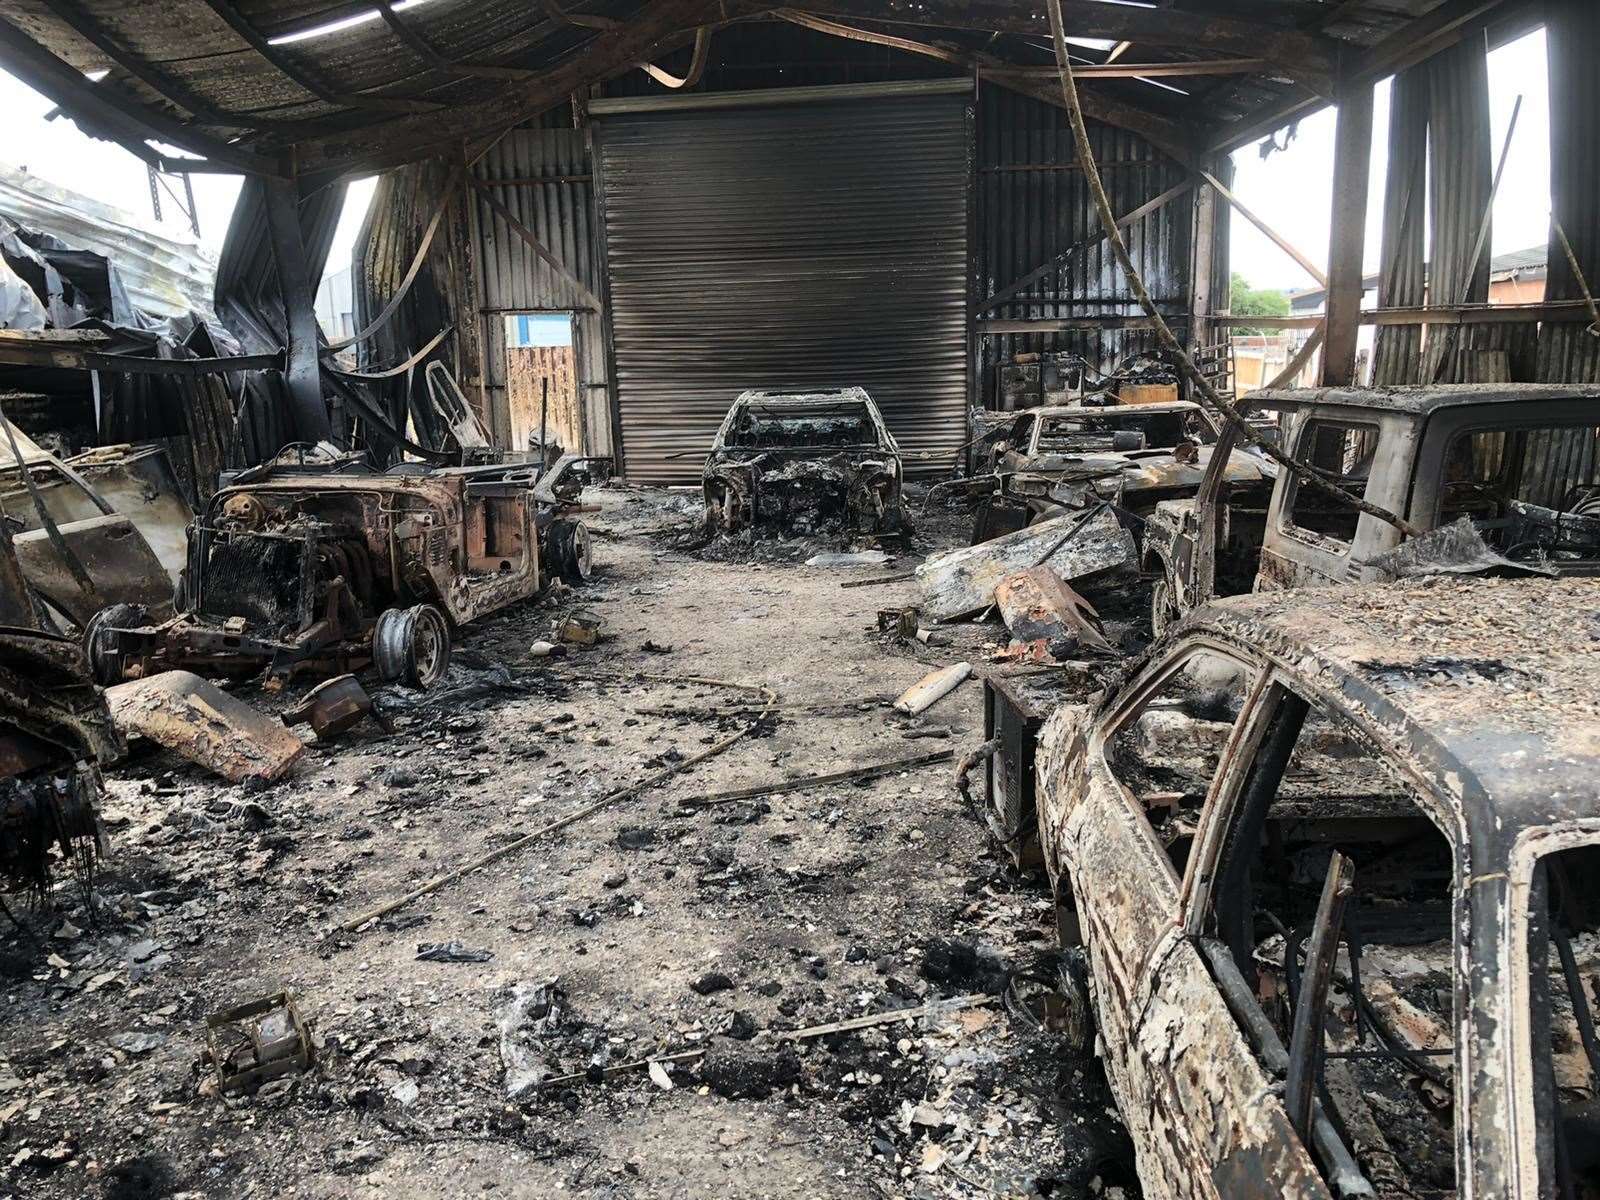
[{"x1": 504, "y1": 312, "x2": 579, "y2": 463}]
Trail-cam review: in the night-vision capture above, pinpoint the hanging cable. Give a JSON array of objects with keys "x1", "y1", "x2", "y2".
[{"x1": 1041, "y1": 0, "x2": 1418, "y2": 538}]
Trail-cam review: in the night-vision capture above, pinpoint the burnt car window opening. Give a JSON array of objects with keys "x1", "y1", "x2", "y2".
[
  {"x1": 1286, "y1": 420, "x2": 1381, "y2": 546},
  {"x1": 1436, "y1": 423, "x2": 1600, "y2": 568},
  {"x1": 1523, "y1": 843, "x2": 1600, "y2": 1200},
  {"x1": 722, "y1": 402, "x2": 878, "y2": 449},
  {"x1": 1205, "y1": 685, "x2": 1458, "y2": 1195},
  {"x1": 1107, "y1": 648, "x2": 1253, "y2": 879},
  {"x1": 1035, "y1": 409, "x2": 1200, "y2": 455}
]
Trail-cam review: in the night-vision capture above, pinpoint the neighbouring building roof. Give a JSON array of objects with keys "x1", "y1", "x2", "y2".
[
  {"x1": 1286, "y1": 246, "x2": 1550, "y2": 312},
  {"x1": 0, "y1": 162, "x2": 215, "y2": 321}
]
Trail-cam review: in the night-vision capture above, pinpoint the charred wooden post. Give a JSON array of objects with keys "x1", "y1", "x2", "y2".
[{"x1": 1321, "y1": 82, "x2": 1375, "y2": 386}]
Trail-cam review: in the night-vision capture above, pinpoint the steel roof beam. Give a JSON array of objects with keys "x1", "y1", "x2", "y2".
[{"x1": 0, "y1": 15, "x2": 277, "y2": 173}]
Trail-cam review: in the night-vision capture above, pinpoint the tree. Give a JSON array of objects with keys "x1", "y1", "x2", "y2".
[{"x1": 1229, "y1": 273, "x2": 1290, "y2": 335}]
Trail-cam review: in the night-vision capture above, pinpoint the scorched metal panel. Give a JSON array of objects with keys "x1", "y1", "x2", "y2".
[{"x1": 595, "y1": 91, "x2": 971, "y2": 483}]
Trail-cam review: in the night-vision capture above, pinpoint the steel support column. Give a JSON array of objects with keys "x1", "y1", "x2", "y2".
[
  {"x1": 1321, "y1": 84, "x2": 1374, "y2": 386},
  {"x1": 262, "y1": 179, "x2": 332, "y2": 444}
]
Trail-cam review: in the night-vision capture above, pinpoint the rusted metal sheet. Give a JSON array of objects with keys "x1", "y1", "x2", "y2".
[
  {"x1": 65, "y1": 444, "x2": 194, "y2": 586},
  {"x1": 916, "y1": 505, "x2": 1135, "y2": 621},
  {"x1": 976, "y1": 85, "x2": 1191, "y2": 391},
  {"x1": 595, "y1": 88, "x2": 970, "y2": 483},
  {"x1": 993, "y1": 565, "x2": 1110, "y2": 655},
  {"x1": 106, "y1": 669, "x2": 304, "y2": 783}
]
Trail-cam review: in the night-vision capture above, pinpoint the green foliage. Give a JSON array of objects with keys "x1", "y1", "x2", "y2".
[{"x1": 1229, "y1": 273, "x2": 1290, "y2": 335}]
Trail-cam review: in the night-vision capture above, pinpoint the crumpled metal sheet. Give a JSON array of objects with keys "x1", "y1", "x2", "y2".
[
  {"x1": 1365, "y1": 517, "x2": 1555, "y2": 581},
  {"x1": 105, "y1": 670, "x2": 305, "y2": 783},
  {"x1": 916, "y1": 505, "x2": 1136, "y2": 621}
]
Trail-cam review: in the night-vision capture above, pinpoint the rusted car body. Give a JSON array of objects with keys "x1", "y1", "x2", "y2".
[
  {"x1": 85, "y1": 456, "x2": 592, "y2": 689},
  {"x1": 1024, "y1": 577, "x2": 1600, "y2": 1199},
  {"x1": 972, "y1": 402, "x2": 1270, "y2": 545},
  {"x1": 1143, "y1": 384, "x2": 1600, "y2": 632},
  {"x1": 702, "y1": 388, "x2": 904, "y2": 538},
  {"x1": 0, "y1": 434, "x2": 191, "y2": 630}
]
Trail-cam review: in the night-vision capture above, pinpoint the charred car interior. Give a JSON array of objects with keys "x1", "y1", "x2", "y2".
[{"x1": 3, "y1": 1, "x2": 1600, "y2": 1197}]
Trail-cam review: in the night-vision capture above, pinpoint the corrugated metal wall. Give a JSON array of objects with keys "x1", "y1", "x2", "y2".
[
  {"x1": 468, "y1": 126, "x2": 610, "y2": 455},
  {"x1": 975, "y1": 84, "x2": 1191, "y2": 394},
  {"x1": 1539, "y1": 0, "x2": 1600, "y2": 383},
  {"x1": 1372, "y1": 64, "x2": 1427, "y2": 385},
  {"x1": 595, "y1": 91, "x2": 971, "y2": 483}
]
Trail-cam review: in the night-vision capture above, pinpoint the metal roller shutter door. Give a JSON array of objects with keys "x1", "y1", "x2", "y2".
[{"x1": 594, "y1": 86, "x2": 971, "y2": 483}]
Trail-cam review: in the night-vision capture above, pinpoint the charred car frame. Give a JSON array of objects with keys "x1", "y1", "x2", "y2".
[
  {"x1": 1020, "y1": 577, "x2": 1600, "y2": 1199},
  {"x1": 1144, "y1": 383, "x2": 1600, "y2": 633},
  {"x1": 970, "y1": 401, "x2": 1271, "y2": 549},
  {"x1": 84, "y1": 455, "x2": 594, "y2": 690},
  {"x1": 702, "y1": 388, "x2": 904, "y2": 539}
]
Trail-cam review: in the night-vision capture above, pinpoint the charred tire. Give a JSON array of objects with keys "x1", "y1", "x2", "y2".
[
  {"x1": 546, "y1": 519, "x2": 592, "y2": 584},
  {"x1": 84, "y1": 602, "x2": 145, "y2": 687},
  {"x1": 1054, "y1": 946, "x2": 1097, "y2": 1061},
  {"x1": 372, "y1": 604, "x2": 451, "y2": 689}
]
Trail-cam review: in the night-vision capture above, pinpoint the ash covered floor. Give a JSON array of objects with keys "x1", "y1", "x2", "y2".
[{"x1": 0, "y1": 486, "x2": 1135, "y2": 1200}]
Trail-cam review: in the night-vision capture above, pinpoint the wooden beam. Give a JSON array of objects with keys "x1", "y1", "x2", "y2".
[
  {"x1": 986, "y1": 59, "x2": 1270, "y2": 81},
  {"x1": 1211, "y1": 301, "x2": 1600, "y2": 328},
  {"x1": 1347, "y1": 0, "x2": 1512, "y2": 85},
  {"x1": 1207, "y1": 88, "x2": 1322, "y2": 154},
  {"x1": 288, "y1": 0, "x2": 715, "y2": 176},
  {"x1": 773, "y1": 9, "x2": 1201, "y2": 166},
  {"x1": 1320, "y1": 83, "x2": 1374, "y2": 386},
  {"x1": 1200, "y1": 169, "x2": 1328, "y2": 289},
  {"x1": 977, "y1": 315, "x2": 1173, "y2": 334},
  {"x1": 0, "y1": 16, "x2": 276, "y2": 173},
  {"x1": 770, "y1": 1, "x2": 1338, "y2": 92}
]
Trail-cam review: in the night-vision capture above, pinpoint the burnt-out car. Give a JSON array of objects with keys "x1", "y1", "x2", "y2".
[
  {"x1": 1020, "y1": 576, "x2": 1600, "y2": 1199},
  {"x1": 84, "y1": 454, "x2": 593, "y2": 690},
  {"x1": 1144, "y1": 384, "x2": 1600, "y2": 634},
  {"x1": 702, "y1": 388, "x2": 904, "y2": 538},
  {"x1": 972, "y1": 402, "x2": 1271, "y2": 545}
]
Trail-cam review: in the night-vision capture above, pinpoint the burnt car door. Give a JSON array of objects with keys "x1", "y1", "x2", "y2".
[
  {"x1": 1150, "y1": 672, "x2": 1462, "y2": 1199},
  {"x1": 1059, "y1": 638, "x2": 1270, "y2": 1194}
]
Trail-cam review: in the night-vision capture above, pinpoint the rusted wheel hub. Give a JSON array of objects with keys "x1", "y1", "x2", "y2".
[{"x1": 372, "y1": 603, "x2": 451, "y2": 689}]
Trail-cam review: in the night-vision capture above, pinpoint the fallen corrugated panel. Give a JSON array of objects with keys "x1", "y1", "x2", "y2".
[
  {"x1": 105, "y1": 671, "x2": 305, "y2": 783},
  {"x1": 916, "y1": 506, "x2": 1136, "y2": 622}
]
